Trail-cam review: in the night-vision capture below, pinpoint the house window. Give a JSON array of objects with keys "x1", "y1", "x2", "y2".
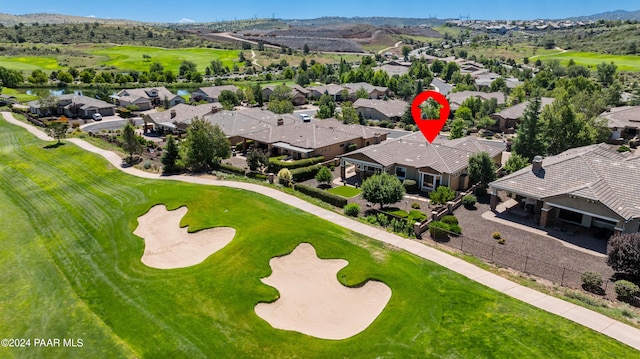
[
  {"x1": 395, "y1": 166, "x2": 407, "y2": 180},
  {"x1": 559, "y1": 209, "x2": 583, "y2": 224},
  {"x1": 421, "y1": 173, "x2": 441, "y2": 191},
  {"x1": 365, "y1": 165, "x2": 378, "y2": 172}
]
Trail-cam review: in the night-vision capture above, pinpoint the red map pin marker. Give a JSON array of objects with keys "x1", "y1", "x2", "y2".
[{"x1": 411, "y1": 90, "x2": 451, "y2": 143}]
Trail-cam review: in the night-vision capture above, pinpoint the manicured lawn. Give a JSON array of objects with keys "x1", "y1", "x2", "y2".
[
  {"x1": 536, "y1": 51, "x2": 640, "y2": 72},
  {"x1": 327, "y1": 185, "x2": 362, "y2": 198},
  {"x1": 384, "y1": 207, "x2": 427, "y2": 222},
  {"x1": 1, "y1": 117, "x2": 638, "y2": 358},
  {"x1": 0, "y1": 56, "x2": 63, "y2": 72},
  {"x1": 1, "y1": 87, "x2": 38, "y2": 102},
  {"x1": 89, "y1": 45, "x2": 242, "y2": 73}
]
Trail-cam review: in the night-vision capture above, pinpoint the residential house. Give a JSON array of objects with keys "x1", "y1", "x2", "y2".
[
  {"x1": 489, "y1": 144, "x2": 640, "y2": 234},
  {"x1": 309, "y1": 84, "x2": 347, "y2": 100},
  {"x1": 113, "y1": 87, "x2": 184, "y2": 110},
  {"x1": 0, "y1": 94, "x2": 17, "y2": 106},
  {"x1": 353, "y1": 98, "x2": 408, "y2": 122},
  {"x1": 241, "y1": 118, "x2": 387, "y2": 160},
  {"x1": 262, "y1": 84, "x2": 309, "y2": 105},
  {"x1": 598, "y1": 106, "x2": 640, "y2": 140},
  {"x1": 191, "y1": 85, "x2": 240, "y2": 103},
  {"x1": 340, "y1": 132, "x2": 506, "y2": 191},
  {"x1": 142, "y1": 103, "x2": 222, "y2": 133},
  {"x1": 474, "y1": 73, "x2": 522, "y2": 89},
  {"x1": 374, "y1": 61, "x2": 411, "y2": 76},
  {"x1": 29, "y1": 94, "x2": 116, "y2": 118},
  {"x1": 448, "y1": 91, "x2": 505, "y2": 111},
  {"x1": 491, "y1": 97, "x2": 554, "y2": 131},
  {"x1": 343, "y1": 82, "x2": 389, "y2": 100}
]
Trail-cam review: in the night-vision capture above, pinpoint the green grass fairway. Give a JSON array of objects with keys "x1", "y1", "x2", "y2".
[
  {"x1": 1, "y1": 88, "x2": 38, "y2": 102},
  {"x1": 327, "y1": 185, "x2": 362, "y2": 198},
  {"x1": 89, "y1": 45, "x2": 241, "y2": 73},
  {"x1": 1, "y1": 117, "x2": 639, "y2": 358},
  {"x1": 0, "y1": 56, "x2": 63, "y2": 72},
  {"x1": 537, "y1": 51, "x2": 640, "y2": 72}
]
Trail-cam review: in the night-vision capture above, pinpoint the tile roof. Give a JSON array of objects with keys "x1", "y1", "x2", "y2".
[
  {"x1": 598, "y1": 106, "x2": 640, "y2": 129},
  {"x1": 145, "y1": 103, "x2": 219, "y2": 125},
  {"x1": 448, "y1": 91, "x2": 506, "y2": 110},
  {"x1": 490, "y1": 143, "x2": 640, "y2": 220},
  {"x1": 342, "y1": 132, "x2": 506, "y2": 174},
  {"x1": 203, "y1": 108, "x2": 299, "y2": 137},
  {"x1": 492, "y1": 97, "x2": 554, "y2": 120},
  {"x1": 194, "y1": 85, "x2": 239, "y2": 99},
  {"x1": 353, "y1": 99, "x2": 408, "y2": 118},
  {"x1": 29, "y1": 95, "x2": 115, "y2": 110},
  {"x1": 116, "y1": 87, "x2": 179, "y2": 102}
]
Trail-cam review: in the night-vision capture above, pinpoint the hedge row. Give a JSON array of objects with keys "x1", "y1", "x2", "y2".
[
  {"x1": 268, "y1": 155, "x2": 325, "y2": 171},
  {"x1": 294, "y1": 183, "x2": 348, "y2": 207},
  {"x1": 290, "y1": 164, "x2": 323, "y2": 182},
  {"x1": 217, "y1": 163, "x2": 246, "y2": 176}
]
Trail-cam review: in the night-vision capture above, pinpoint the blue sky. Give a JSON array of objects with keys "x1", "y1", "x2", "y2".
[{"x1": 1, "y1": 0, "x2": 638, "y2": 23}]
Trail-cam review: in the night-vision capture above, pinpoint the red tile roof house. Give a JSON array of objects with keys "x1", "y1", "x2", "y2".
[
  {"x1": 491, "y1": 97, "x2": 554, "y2": 132},
  {"x1": 353, "y1": 98, "x2": 408, "y2": 122},
  {"x1": 339, "y1": 132, "x2": 506, "y2": 192},
  {"x1": 240, "y1": 118, "x2": 387, "y2": 160},
  {"x1": 112, "y1": 87, "x2": 185, "y2": 111},
  {"x1": 489, "y1": 144, "x2": 640, "y2": 234},
  {"x1": 190, "y1": 85, "x2": 240, "y2": 103},
  {"x1": 598, "y1": 106, "x2": 640, "y2": 141}
]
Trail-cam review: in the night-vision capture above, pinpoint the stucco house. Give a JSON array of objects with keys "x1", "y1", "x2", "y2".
[
  {"x1": 142, "y1": 103, "x2": 222, "y2": 133},
  {"x1": 112, "y1": 87, "x2": 184, "y2": 110},
  {"x1": 489, "y1": 144, "x2": 640, "y2": 234},
  {"x1": 448, "y1": 91, "x2": 505, "y2": 111},
  {"x1": 598, "y1": 106, "x2": 640, "y2": 141},
  {"x1": 29, "y1": 94, "x2": 116, "y2": 118},
  {"x1": 340, "y1": 132, "x2": 505, "y2": 191},
  {"x1": 491, "y1": 97, "x2": 554, "y2": 131},
  {"x1": 241, "y1": 118, "x2": 387, "y2": 160},
  {"x1": 353, "y1": 98, "x2": 408, "y2": 122},
  {"x1": 262, "y1": 84, "x2": 309, "y2": 105},
  {"x1": 309, "y1": 83, "x2": 389, "y2": 101},
  {"x1": 191, "y1": 85, "x2": 240, "y2": 103}
]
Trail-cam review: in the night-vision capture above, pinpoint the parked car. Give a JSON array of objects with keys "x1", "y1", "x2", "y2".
[
  {"x1": 299, "y1": 114, "x2": 311, "y2": 122},
  {"x1": 92, "y1": 113, "x2": 103, "y2": 121}
]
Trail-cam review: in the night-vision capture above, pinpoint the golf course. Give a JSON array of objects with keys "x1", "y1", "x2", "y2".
[{"x1": 1, "y1": 115, "x2": 639, "y2": 358}]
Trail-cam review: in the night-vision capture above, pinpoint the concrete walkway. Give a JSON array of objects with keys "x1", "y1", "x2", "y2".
[{"x1": 3, "y1": 112, "x2": 639, "y2": 352}]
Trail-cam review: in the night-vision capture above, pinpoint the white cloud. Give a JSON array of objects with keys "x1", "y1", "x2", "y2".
[
  {"x1": 178, "y1": 18, "x2": 195, "y2": 24},
  {"x1": 87, "y1": 15, "x2": 96, "y2": 18}
]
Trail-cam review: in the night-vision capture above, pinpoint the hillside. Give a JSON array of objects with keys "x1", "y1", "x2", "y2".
[
  {"x1": 0, "y1": 12, "x2": 143, "y2": 26},
  {"x1": 568, "y1": 9, "x2": 640, "y2": 21},
  {"x1": 285, "y1": 16, "x2": 445, "y2": 27}
]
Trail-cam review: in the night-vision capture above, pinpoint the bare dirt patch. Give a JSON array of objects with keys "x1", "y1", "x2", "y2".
[
  {"x1": 255, "y1": 243, "x2": 392, "y2": 340},
  {"x1": 133, "y1": 205, "x2": 235, "y2": 269}
]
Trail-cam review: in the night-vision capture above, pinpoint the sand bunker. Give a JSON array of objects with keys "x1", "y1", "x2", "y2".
[
  {"x1": 255, "y1": 243, "x2": 392, "y2": 340},
  {"x1": 133, "y1": 205, "x2": 235, "y2": 269}
]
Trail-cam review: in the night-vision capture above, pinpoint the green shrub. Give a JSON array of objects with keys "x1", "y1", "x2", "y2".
[
  {"x1": 581, "y1": 272, "x2": 603, "y2": 293},
  {"x1": 411, "y1": 202, "x2": 421, "y2": 209},
  {"x1": 617, "y1": 145, "x2": 631, "y2": 153},
  {"x1": 403, "y1": 179, "x2": 418, "y2": 193},
  {"x1": 344, "y1": 203, "x2": 360, "y2": 217},
  {"x1": 246, "y1": 171, "x2": 268, "y2": 180},
  {"x1": 408, "y1": 210, "x2": 426, "y2": 223},
  {"x1": 429, "y1": 221, "x2": 449, "y2": 238},
  {"x1": 614, "y1": 280, "x2": 639, "y2": 303},
  {"x1": 294, "y1": 183, "x2": 347, "y2": 207},
  {"x1": 346, "y1": 144, "x2": 358, "y2": 152},
  {"x1": 366, "y1": 215, "x2": 378, "y2": 224},
  {"x1": 462, "y1": 194, "x2": 477, "y2": 207},
  {"x1": 290, "y1": 164, "x2": 323, "y2": 182},
  {"x1": 448, "y1": 224, "x2": 462, "y2": 235},
  {"x1": 493, "y1": 231, "x2": 501, "y2": 239},
  {"x1": 429, "y1": 186, "x2": 456, "y2": 205},
  {"x1": 498, "y1": 238, "x2": 506, "y2": 245},
  {"x1": 277, "y1": 168, "x2": 292, "y2": 185},
  {"x1": 441, "y1": 215, "x2": 458, "y2": 225},
  {"x1": 268, "y1": 155, "x2": 325, "y2": 171},
  {"x1": 218, "y1": 163, "x2": 245, "y2": 176},
  {"x1": 475, "y1": 186, "x2": 488, "y2": 197},
  {"x1": 143, "y1": 160, "x2": 152, "y2": 169},
  {"x1": 376, "y1": 213, "x2": 389, "y2": 227}
]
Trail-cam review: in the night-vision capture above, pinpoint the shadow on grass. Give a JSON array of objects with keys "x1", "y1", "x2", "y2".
[{"x1": 44, "y1": 142, "x2": 65, "y2": 149}]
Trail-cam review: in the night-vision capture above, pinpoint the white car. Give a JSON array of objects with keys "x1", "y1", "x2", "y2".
[
  {"x1": 299, "y1": 114, "x2": 311, "y2": 122},
  {"x1": 92, "y1": 113, "x2": 103, "y2": 121}
]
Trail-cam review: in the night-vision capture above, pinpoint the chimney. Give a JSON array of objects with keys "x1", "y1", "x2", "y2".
[
  {"x1": 170, "y1": 109, "x2": 176, "y2": 119},
  {"x1": 532, "y1": 155, "x2": 543, "y2": 173},
  {"x1": 277, "y1": 118, "x2": 284, "y2": 126}
]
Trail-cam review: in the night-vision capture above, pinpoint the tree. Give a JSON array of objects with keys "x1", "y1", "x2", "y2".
[
  {"x1": 183, "y1": 118, "x2": 231, "y2": 172},
  {"x1": 57, "y1": 71, "x2": 73, "y2": 84},
  {"x1": 361, "y1": 172, "x2": 405, "y2": 209},
  {"x1": 596, "y1": 61, "x2": 617, "y2": 87},
  {"x1": 504, "y1": 153, "x2": 529, "y2": 174},
  {"x1": 122, "y1": 122, "x2": 142, "y2": 163},
  {"x1": 299, "y1": 58, "x2": 308, "y2": 71},
  {"x1": 315, "y1": 166, "x2": 333, "y2": 185},
  {"x1": 356, "y1": 86, "x2": 369, "y2": 99},
  {"x1": 607, "y1": 232, "x2": 640, "y2": 277},
  {"x1": 448, "y1": 118, "x2": 465, "y2": 139},
  {"x1": 442, "y1": 62, "x2": 460, "y2": 82},
  {"x1": 28, "y1": 69, "x2": 48, "y2": 85},
  {"x1": 219, "y1": 90, "x2": 239, "y2": 109},
  {"x1": 542, "y1": 96, "x2": 598, "y2": 155},
  {"x1": 429, "y1": 186, "x2": 455, "y2": 206},
  {"x1": 468, "y1": 152, "x2": 496, "y2": 186},
  {"x1": 401, "y1": 46, "x2": 411, "y2": 61},
  {"x1": 246, "y1": 149, "x2": 269, "y2": 172},
  {"x1": 161, "y1": 135, "x2": 180, "y2": 173},
  {"x1": 512, "y1": 97, "x2": 547, "y2": 161},
  {"x1": 179, "y1": 60, "x2": 197, "y2": 77},
  {"x1": 339, "y1": 101, "x2": 359, "y2": 124},
  {"x1": 252, "y1": 83, "x2": 264, "y2": 107},
  {"x1": 316, "y1": 94, "x2": 336, "y2": 119},
  {"x1": 45, "y1": 121, "x2": 68, "y2": 144}
]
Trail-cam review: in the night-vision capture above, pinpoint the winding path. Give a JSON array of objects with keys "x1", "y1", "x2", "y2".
[
  {"x1": 377, "y1": 40, "x2": 403, "y2": 55},
  {"x1": 2, "y1": 111, "x2": 639, "y2": 351}
]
